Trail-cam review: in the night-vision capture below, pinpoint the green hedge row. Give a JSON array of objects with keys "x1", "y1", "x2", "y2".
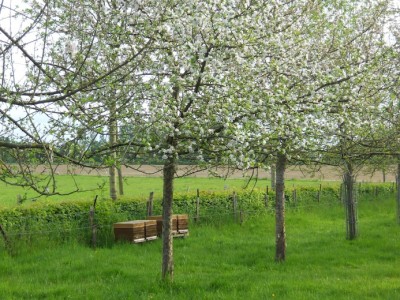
[
  {"x1": 355, "y1": 182, "x2": 396, "y2": 194},
  {"x1": 0, "y1": 183, "x2": 394, "y2": 246},
  {"x1": 0, "y1": 191, "x2": 268, "y2": 232}
]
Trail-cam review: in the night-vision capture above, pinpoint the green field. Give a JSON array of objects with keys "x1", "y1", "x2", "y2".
[
  {"x1": 0, "y1": 193, "x2": 399, "y2": 299},
  {"x1": 0, "y1": 175, "x2": 339, "y2": 208}
]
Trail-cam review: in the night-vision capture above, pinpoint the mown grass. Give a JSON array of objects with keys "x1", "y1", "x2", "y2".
[
  {"x1": 0, "y1": 195, "x2": 398, "y2": 299},
  {"x1": 0, "y1": 175, "x2": 339, "y2": 208}
]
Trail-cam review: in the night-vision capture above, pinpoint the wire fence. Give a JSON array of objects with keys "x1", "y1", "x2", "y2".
[{"x1": 0, "y1": 184, "x2": 396, "y2": 253}]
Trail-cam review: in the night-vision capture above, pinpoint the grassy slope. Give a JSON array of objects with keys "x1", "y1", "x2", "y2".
[{"x1": 0, "y1": 196, "x2": 398, "y2": 299}]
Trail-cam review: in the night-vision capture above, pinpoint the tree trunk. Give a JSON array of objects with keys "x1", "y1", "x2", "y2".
[
  {"x1": 161, "y1": 83, "x2": 178, "y2": 281},
  {"x1": 271, "y1": 164, "x2": 276, "y2": 191},
  {"x1": 161, "y1": 157, "x2": 175, "y2": 281},
  {"x1": 344, "y1": 163, "x2": 357, "y2": 240},
  {"x1": 109, "y1": 100, "x2": 117, "y2": 201},
  {"x1": 275, "y1": 153, "x2": 286, "y2": 262}
]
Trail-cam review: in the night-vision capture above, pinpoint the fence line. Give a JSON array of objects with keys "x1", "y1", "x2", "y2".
[
  {"x1": 0, "y1": 189, "x2": 391, "y2": 224},
  {"x1": 0, "y1": 197, "x2": 393, "y2": 239},
  {"x1": 0, "y1": 210, "x2": 265, "y2": 237},
  {"x1": 0, "y1": 185, "x2": 395, "y2": 242}
]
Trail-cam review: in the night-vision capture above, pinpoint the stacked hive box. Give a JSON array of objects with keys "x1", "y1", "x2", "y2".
[
  {"x1": 175, "y1": 214, "x2": 189, "y2": 235},
  {"x1": 147, "y1": 214, "x2": 189, "y2": 237},
  {"x1": 113, "y1": 220, "x2": 157, "y2": 243}
]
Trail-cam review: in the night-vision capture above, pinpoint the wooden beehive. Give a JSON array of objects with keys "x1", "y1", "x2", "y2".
[
  {"x1": 147, "y1": 215, "x2": 176, "y2": 235},
  {"x1": 113, "y1": 220, "x2": 157, "y2": 243},
  {"x1": 147, "y1": 214, "x2": 189, "y2": 237},
  {"x1": 176, "y1": 214, "x2": 189, "y2": 235}
]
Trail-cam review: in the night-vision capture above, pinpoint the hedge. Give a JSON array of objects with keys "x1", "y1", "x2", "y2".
[{"x1": 0, "y1": 183, "x2": 394, "y2": 247}]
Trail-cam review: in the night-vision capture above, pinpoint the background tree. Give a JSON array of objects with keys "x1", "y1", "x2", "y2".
[
  {"x1": 0, "y1": 0, "x2": 158, "y2": 195},
  {"x1": 118, "y1": 1, "x2": 265, "y2": 280},
  {"x1": 243, "y1": 0, "x2": 393, "y2": 258},
  {"x1": 314, "y1": 0, "x2": 396, "y2": 239}
]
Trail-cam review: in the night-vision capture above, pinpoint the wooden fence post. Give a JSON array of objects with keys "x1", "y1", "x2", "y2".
[
  {"x1": 265, "y1": 186, "x2": 269, "y2": 208},
  {"x1": 340, "y1": 183, "x2": 344, "y2": 203},
  {"x1": 89, "y1": 195, "x2": 98, "y2": 249},
  {"x1": 0, "y1": 224, "x2": 11, "y2": 255},
  {"x1": 195, "y1": 189, "x2": 200, "y2": 222},
  {"x1": 317, "y1": 184, "x2": 322, "y2": 203},
  {"x1": 292, "y1": 189, "x2": 297, "y2": 205},
  {"x1": 147, "y1": 192, "x2": 154, "y2": 217},
  {"x1": 232, "y1": 192, "x2": 238, "y2": 222},
  {"x1": 397, "y1": 171, "x2": 400, "y2": 224}
]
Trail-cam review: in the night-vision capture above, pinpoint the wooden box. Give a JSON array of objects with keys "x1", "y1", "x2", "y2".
[
  {"x1": 176, "y1": 214, "x2": 189, "y2": 235},
  {"x1": 147, "y1": 214, "x2": 189, "y2": 237},
  {"x1": 113, "y1": 220, "x2": 157, "y2": 243}
]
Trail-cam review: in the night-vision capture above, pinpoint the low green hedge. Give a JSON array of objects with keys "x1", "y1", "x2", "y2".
[
  {"x1": 356, "y1": 182, "x2": 396, "y2": 195},
  {"x1": 0, "y1": 183, "x2": 394, "y2": 248}
]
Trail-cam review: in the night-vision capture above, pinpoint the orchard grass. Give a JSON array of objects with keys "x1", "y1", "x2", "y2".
[
  {"x1": 0, "y1": 175, "x2": 340, "y2": 208},
  {"x1": 0, "y1": 195, "x2": 398, "y2": 299}
]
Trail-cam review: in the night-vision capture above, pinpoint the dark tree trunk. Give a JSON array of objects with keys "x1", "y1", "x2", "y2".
[
  {"x1": 275, "y1": 153, "x2": 286, "y2": 262},
  {"x1": 344, "y1": 163, "x2": 357, "y2": 240},
  {"x1": 161, "y1": 156, "x2": 176, "y2": 281},
  {"x1": 161, "y1": 84, "x2": 179, "y2": 281}
]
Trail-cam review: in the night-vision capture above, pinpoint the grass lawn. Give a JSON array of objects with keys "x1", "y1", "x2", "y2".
[{"x1": 0, "y1": 195, "x2": 398, "y2": 299}]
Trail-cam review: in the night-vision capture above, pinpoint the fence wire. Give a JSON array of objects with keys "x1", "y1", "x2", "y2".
[{"x1": 0, "y1": 186, "x2": 395, "y2": 251}]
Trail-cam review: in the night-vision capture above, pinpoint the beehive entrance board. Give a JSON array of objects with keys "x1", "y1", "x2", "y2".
[
  {"x1": 147, "y1": 214, "x2": 189, "y2": 237},
  {"x1": 113, "y1": 220, "x2": 157, "y2": 243}
]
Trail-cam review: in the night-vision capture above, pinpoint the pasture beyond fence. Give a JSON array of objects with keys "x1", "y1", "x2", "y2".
[{"x1": 0, "y1": 183, "x2": 396, "y2": 251}]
